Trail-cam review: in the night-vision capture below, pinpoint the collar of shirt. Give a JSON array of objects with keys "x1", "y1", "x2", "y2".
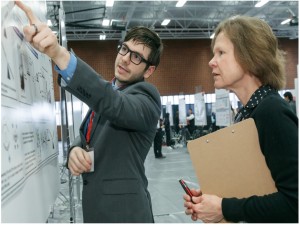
[
  {"x1": 111, "y1": 77, "x2": 129, "y2": 91},
  {"x1": 111, "y1": 77, "x2": 119, "y2": 90},
  {"x1": 235, "y1": 85, "x2": 274, "y2": 122}
]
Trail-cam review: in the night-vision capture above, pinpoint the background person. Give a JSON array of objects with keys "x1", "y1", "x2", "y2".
[
  {"x1": 153, "y1": 119, "x2": 166, "y2": 158},
  {"x1": 283, "y1": 91, "x2": 297, "y2": 115},
  {"x1": 210, "y1": 112, "x2": 219, "y2": 132},
  {"x1": 186, "y1": 108, "x2": 195, "y2": 135},
  {"x1": 183, "y1": 16, "x2": 298, "y2": 223},
  {"x1": 173, "y1": 110, "x2": 180, "y2": 135},
  {"x1": 15, "y1": 1, "x2": 164, "y2": 223},
  {"x1": 183, "y1": 108, "x2": 195, "y2": 141},
  {"x1": 164, "y1": 113, "x2": 174, "y2": 148}
]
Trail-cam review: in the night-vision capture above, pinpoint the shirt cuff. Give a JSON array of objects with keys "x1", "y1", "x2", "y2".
[{"x1": 54, "y1": 52, "x2": 77, "y2": 84}]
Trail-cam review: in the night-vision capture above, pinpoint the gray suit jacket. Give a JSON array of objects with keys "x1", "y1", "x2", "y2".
[{"x1": 62, "y1": 58, "x2": 161, "y2": 222}]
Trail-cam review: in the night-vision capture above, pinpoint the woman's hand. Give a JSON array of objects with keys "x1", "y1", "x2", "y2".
[{"x1": 183, "y1": 189, "x2": 224, "y2": 223}]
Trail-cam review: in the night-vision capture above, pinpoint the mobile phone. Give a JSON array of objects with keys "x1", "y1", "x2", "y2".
[{"x1": 179, "y1": 179, "x2": 193, "y2": 198}]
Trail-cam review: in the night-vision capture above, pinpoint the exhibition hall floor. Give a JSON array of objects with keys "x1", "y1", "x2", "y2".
[{"x1": 48, "y1": 143, "x2": 201, "y2": 223}]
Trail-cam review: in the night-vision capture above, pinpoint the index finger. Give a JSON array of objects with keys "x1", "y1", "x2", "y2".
[
  {"x1": 15, "y1": 1, "x2": 40, "y2": 25},
  {"x1": 183, "y1": 193, "x2": 192, "y2": 201}
]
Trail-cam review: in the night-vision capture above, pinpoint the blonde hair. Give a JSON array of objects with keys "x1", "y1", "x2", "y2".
[{"x1": 211, "y1": 16, "x2": 286, "y2": 90}]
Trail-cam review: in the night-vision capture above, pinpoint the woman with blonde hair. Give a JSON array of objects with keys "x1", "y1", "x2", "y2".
[{"x1": 183, "y1": 16, "x2": 298, "y2": 223}]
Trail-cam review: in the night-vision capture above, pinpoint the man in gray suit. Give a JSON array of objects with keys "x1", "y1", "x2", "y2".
[{"x1": 16, "y1": 1, "x2": 163, "y2": 222}]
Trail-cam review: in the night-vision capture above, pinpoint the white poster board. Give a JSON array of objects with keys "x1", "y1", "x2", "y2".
[
  {"x1": 166, "y1": 101, "x2": 173, "y2": 126},
  {"x1": 1, "y1": 1, "x2": 59, "y2": 222},
  {"x1": 194, "y1": 92, "x2": 207, "y2": 126},
  {"x1": 215, "y1": 89, "x2": 231, "y2": 127},
  {"x1": 179, "y1": 98, "x2": 187, "y2": 125}
]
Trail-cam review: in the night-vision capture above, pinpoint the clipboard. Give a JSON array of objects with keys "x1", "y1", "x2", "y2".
[{"x1": 187, "y1": 118, "x2": 277, "y2": 199}]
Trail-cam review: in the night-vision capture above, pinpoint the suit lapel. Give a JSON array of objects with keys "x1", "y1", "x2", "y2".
[{"x1": 83, "y1": 80, "x2": 142, "y2": 142}]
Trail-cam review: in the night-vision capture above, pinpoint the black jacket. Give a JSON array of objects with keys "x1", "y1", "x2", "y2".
[{"x1": 222, "y1": 91, "x2": 298, "y2": 222}]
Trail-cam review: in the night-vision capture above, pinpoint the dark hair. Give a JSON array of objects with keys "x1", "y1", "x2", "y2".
[
  {"x1": 123, "y1": 26, "x2": 163, "y2": 69},
  {"x1": 211, "y1": 16, "x2": 286, "y2": 90},
  {"x1": 284, "y1": 91, "x2": 293, "y2": 101}
]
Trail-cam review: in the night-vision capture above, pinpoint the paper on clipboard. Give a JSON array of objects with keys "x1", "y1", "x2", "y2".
[{"x1": 187, "y1": 118, "x2": 277, "y2": 199}]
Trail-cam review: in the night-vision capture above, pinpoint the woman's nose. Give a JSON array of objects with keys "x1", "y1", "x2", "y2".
[{"x1": 208, "y1": 57, "x2": 216, "y2": 68}]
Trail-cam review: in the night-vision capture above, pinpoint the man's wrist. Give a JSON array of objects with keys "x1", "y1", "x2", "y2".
[
  {"x1": 54, "y1": 51, "x2": 77, "y2": 85},
  {"x1": 52, "y1": 46, "x2": 70, "y2": 70}
]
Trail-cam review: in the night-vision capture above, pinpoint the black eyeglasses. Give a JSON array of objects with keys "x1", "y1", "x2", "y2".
[{"x1": 117, "y1": 44, "x2": 151, "y2": 65}]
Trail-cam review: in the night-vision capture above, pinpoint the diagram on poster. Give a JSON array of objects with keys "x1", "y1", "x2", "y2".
[
  {"x1": 215, "y1": 89, "x2": 231, "y2": 126},
  {"x1": 194, "y1": 92, "x2": 207, "y2": 126},
  {"x1": 179, "y1": 98, "x2": 187, "y2": 125},
  {"x1": 1, "y1": 1, "x2": 59, "y2": 222}
]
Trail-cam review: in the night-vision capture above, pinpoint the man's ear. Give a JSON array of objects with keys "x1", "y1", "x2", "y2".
[{"x1": 143, "y1": 66, "x2": 156, "y2": 79}]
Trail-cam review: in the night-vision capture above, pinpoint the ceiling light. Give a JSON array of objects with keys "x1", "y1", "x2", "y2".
[
  {"x1": 47, "y1": 19, "x2": 53, "y2": 27},
  {"x1": 210, "y1": 33, "x2": 215, "y2": 39},
  {"x1": 161, "y1": 19, "x2": 170, "y2": 26},
  {"x1": 176, "y1": 0, "x2": 187, "y2": 7},
  {"x1": 102, "y1": 19, "x2": 110, "y2": 26},
  {"x1": 99, "y1": 35, "x2": 106, "y2": 40},
  {"x1": 255, "y1": 0, "x2": 269, "y2": 8},
  {"x1": 281, "y1": 18, "x2": 291, "y2": 25},
  {"x1": 60, "y1": 20, "x2": 65, "y2": 29},
  {"x1": 106, "y1": 0, "x2": 114, "y2": 7}
]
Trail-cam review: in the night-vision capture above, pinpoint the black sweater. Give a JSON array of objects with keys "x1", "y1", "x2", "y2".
[{"x1": 222, "y1": 91, "x2": 298, "y2": 223}]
